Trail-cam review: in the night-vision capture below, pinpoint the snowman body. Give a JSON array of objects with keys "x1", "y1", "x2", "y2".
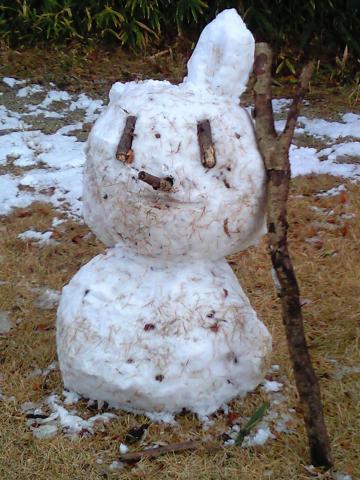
[{"x1": 57, "y1": 9, "x2": 272, "y2": 416}]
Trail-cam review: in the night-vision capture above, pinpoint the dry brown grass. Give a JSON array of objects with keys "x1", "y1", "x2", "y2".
[{"x1": 0, "y1": 175, "x2": 359, "y2": 479}]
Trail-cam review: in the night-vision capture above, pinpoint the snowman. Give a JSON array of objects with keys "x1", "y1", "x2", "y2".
[{"x1": 57, "y1": 9, "x2": 272, "y2": 417}]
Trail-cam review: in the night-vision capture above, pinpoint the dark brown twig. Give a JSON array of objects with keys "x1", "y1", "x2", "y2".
[
  {"x1": 253, "y1": 42, "x2": 332, "y2": 470},
  {"x1": 197, "y1": 120, "x2": 216, "y2": 168},
  {"x1": 119, "y1": 440, "x2": 218, "y2": 463},
  {"x1": 116, "y1": 116, "x2": 137, "y2": 164},
  {"x1": 138, "y1": 171, "x2": 173, "y2": 192}
]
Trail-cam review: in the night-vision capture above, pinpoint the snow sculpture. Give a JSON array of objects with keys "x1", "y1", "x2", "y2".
[{"x1": 57, "y1": 9, "x2": 272, "y2": 417}]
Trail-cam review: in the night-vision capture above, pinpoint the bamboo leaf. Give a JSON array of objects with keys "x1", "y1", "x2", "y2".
[{"x1": 235, "y1": 403, "x2": 269, "y2": 446}]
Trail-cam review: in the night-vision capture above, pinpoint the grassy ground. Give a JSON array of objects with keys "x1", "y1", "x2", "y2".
[{"x1": 0, "y1": 45, "x2": 359, "y2": 479}]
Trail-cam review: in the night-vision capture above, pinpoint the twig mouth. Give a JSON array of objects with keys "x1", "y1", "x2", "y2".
[{"x1": 138, "y1": 171, "x2": 174, "y2": 192}]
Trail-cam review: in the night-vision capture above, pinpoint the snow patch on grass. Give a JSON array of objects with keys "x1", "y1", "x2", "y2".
[{"x1": 18, "y1": 229, "x2": 56, "y2": 245}]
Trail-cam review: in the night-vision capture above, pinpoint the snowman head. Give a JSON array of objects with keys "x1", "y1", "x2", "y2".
[{"x1": 83, "y1": 9, "x2": 266, "y2": 260}]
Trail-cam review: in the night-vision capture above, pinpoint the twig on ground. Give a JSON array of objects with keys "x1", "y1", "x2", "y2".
[{"x1": 119, "y1": 440, "x2": 219, "y2": 462}]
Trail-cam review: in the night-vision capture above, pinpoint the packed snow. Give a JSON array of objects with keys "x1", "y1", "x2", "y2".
[{"x1": 57, "y1": 246, "x2": 271, "y2": 416}]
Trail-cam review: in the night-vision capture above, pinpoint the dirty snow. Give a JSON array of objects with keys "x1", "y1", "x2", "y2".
[
  {"x1": 27, "y1": 362, "x2": 57, "y2": 379},
  {"x1": 63, "y1": 390, "x2": 81, "y2": 405},
  {"x1": 334, "y1": 473, "x2": 352, "y2": 480},
  {"x1": 261, "y1": 380, "x2": 283, "y2": 393},
  {"x1": 243, "y1": 426, "x2": 274, "y2": 447},
  {"x1": 0, "y1": 311, "x2": 12, "y2": 334},
  {"x1": 24, "y1": 393, "x2": 117, "y2": 440},
  {"x1": 17, "y1": 84, "x2": 44, "y2": 98},
  {"x1": 3, "y1": 77, "x2": 26, "y2": 88},
  {"x1": 119, "y1": 443, "x2": 129, "y2": 454},
  {"x1": 18, "y1": 229, "x2": 56, "y2": 245},
  {"x1": 0, "y1": 79, "x2": 103, "y2": 218},
  {"x1": 33, "y1": 288, "x2": 61, "y2": 309},
  {"x1": 109, "y1": 461, "x2": 125, "y2": 470}
]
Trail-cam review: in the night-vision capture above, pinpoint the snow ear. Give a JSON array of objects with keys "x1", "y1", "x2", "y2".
[{"x1": 185, "y1": 9, "x2": 255, "y2": 98}]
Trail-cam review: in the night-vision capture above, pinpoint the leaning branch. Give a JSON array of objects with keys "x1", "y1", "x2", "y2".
[
  {"x1": 253, "y1": 43, "x2": 332, "y2": 470},
  {"x1": 280, "y1": 61, "x2": 315, "y2": 151}
]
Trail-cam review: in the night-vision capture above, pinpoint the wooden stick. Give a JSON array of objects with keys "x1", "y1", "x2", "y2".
[
  {"x1": 280, "y1": 61, "x2": 315, "y2": 152},
  {"x1": 116, "y1": 116, "x2": 137, "y2": 164},
  {"x1": 197, "y1": 120, "x2": 216, "y2": 168},
  {"x1": 138, "y1": 171, "x2": 173, "y2": 192},
  {"x1": 253, "y1": 43, "x2": 332, "y2": 470},
  {"x1": 119, "y1": 440, "x2": 219, "y2": 463}
]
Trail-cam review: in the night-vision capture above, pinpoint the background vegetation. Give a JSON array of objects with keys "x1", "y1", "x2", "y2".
[{"x1": 1, "y1": 0, "x2": 359, "y2": 58}]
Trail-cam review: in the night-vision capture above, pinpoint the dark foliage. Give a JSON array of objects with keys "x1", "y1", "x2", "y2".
[{"x1": 0, "y1": 0, "x2": 359, "y2": 61}]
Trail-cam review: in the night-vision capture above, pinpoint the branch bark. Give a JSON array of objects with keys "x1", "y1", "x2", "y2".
[
  {"x1": 138, "y1": 170, "x2": 174, "y2": 192},
  {"x1": 197, "y1": 119, "x2": 216, "y2": 168},
  {"x1": 116, "y1": 115, "x2": 137, "y2": 164},
  {"x1": 253, "y1": 43, "x2": 332, "y2": 470}
]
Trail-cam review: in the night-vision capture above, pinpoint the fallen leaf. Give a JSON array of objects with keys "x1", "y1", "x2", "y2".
[
  {"x1": 227, "y1": 412, "x2": 239, "y2": 425},
  {"x1": 71, "y1": 234, "x2": 84, "y2": 244},
  {"x1": 16, "y1": 211, "x2": 32, "y2": 218},
  {"x1": 338, "y1": 190, "x2": 347, "y2": 205},
  {"x1": 51, "y1": 230, "x2": 62, "y2": 240},
  {"x1": 35, "y1": 323, "x2": 54, "y2": 332},
  {"x1": 341, "y1": 224, "x2": 349, "y2": 237}
]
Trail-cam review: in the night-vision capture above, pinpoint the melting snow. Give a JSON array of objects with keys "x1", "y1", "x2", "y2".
[
  {"x1": 63, "y1": 390, "x2": 81, "y2": 405},
  {"x1": 0, "y1": 80, "x2": 104, "y2": 218},
  {"x1": 272, "y1": 98, "x2": 292, "y2": 114},
  {"x1": 243, "y1": 426, "x2": 274, "y2": 447},
  {"x1": 119, "y1": 443, "x2": 129, "y2": 454},
  {"x1": 290, "y1": 145, "x2": 360, "y2": 180},
  {"x1": 334, "y1": 473, "x2": 352, "y2": 480},
  {"x1": 17, "y1": 84, "x2": 44, "y2": 98},
  {"x1": 0, "y1": 106, "x2": 28, "y2": 131},
  {"x1": 109, "y1": 461, "x2": 125, "y2": 470},
  {"x1": 18, "y1": 230, "x2": 56, "y2": 245},
  {"x1": 298, "y1": 113, "x2": 360, "y2": 139},
  {"x1": 261, "y1": 380, "x2": 283, "y2": 393},
  {"x1": 25, "y1": 393, "x2": 117, "y2": 440},
  {"x1": 0, "y1": 311, "x2": 12, "y2": 334},
  {"x1": 3, "y1": 77, "x2": 26, "y2": 88},
  {"x1": 27, "y1": 362, "x2": 57, "y2": 379},
  {"x1": 34, "y1": 288, "x2": 61, "y2": 309}
]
